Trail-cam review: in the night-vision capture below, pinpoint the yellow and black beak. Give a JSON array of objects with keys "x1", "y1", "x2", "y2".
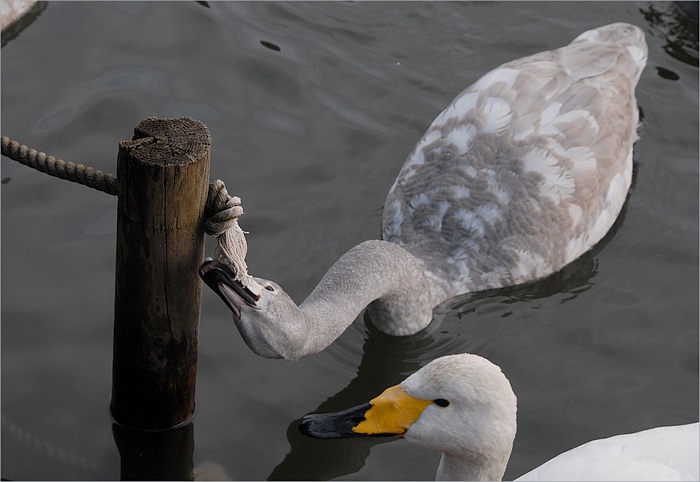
[{"x1": 299, "y1": 385, "x2": 432, "y2": 439}]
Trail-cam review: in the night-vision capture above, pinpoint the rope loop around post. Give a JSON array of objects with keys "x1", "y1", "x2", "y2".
[{"x1": 204, "y1": 179, "x2": 260, "y2": 295}]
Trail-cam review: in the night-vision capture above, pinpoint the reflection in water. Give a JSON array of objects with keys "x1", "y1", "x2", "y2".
[
  {"x1": 640, "y1": 3, "x2": 699, "y2": 67},
  {"x1": 1, "y1": 415, "x2": 100, "y2": 479},
  {"x1": 112, "y1": 422, "x2": 194, "y2": 480},
  {"x1": 674, "y1": 1, "x2": 699, "y2": 22},
  {"x1": 268, "y1": 324, "x2": 431, "y2": 480},
  {"x1": 269, "y1": 194, "x2": 633, "y2": 480},
  {"x1": 4, "y1": 414, "x2": 230, "y2": 480},
  {"x1": 443, "y1": 190, "x2": 631, "y2": 319}
]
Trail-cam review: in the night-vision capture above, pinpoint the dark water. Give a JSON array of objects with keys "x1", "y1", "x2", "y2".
[{"x1": 1, "y1": 2, "x2": 697, "y2": 480}]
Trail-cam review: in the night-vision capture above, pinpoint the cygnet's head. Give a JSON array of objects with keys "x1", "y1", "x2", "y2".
[{"x1": 199, "y1": 259, "x2": 308, "y2": 359}]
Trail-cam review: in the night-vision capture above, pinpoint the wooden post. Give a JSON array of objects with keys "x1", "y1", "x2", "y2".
[{"x1": 111, "y1": 117, "x2": 211, "y2": 430}]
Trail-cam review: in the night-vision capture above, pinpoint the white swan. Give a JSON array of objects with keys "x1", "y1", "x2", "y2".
[
  {"x1": 200, "y1": 23, "x2": 648, "y2": 360},
  {"x1": 299, "y1": 354, "x2": 699, "y2": 481}
]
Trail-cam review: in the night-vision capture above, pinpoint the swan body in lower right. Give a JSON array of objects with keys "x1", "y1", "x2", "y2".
[
  {"x1": 201, "y1": 23, "x2": 648, "y2": 360},
  {"x1": 516, "y1": 423, "x2": 700, "y2": 481},
  {"x1": 299, "y1": 354, "x2": 699, "y2": 481}
]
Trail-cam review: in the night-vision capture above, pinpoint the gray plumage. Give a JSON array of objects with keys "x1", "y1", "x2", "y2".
[
  {"x1": 201, "y1": 23, "x2": 648, "y2": 360},
  {"x1": 384, "y1": 22, "x2": 647, "y2": 299}
]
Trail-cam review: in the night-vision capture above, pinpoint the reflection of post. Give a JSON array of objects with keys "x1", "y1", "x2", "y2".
[
  {"x1": 111, "y1": 117, "x2": 211, "y2": 430},
  {"x1": 112, "y1": 422, "x2": 194, "y2": 480}
]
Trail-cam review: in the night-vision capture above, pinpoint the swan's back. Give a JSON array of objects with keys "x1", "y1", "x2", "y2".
[
  {"x1": 382, "y1": 23, "x2": 647, "y2": 298},
  {"x1": 516, "y1": 423, "x2": 700, "y2": 481}
]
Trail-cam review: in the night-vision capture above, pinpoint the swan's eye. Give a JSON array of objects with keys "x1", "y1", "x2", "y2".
[
  {"x1": 265, "y1": 285, "x2": 275, "y2": 292},
  {"x1": 433, "y1": 398, "x2": 450, "y2": 408}
]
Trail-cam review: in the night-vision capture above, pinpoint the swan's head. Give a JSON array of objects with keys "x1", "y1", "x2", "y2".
[
  {"x1": 299, "y1": 354, "x2": 517, "y2": 480},
  {"x1": 199, "y1": 259, "x2": 309, "y2": 359}
]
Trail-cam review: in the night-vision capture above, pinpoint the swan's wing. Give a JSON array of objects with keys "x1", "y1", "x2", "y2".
[
  {"x1": 382, "y1": 23, "x2": 647, "y2": 297},
  {"x1": 515, "y1": 423, "x2": 700, "y2": 481}
]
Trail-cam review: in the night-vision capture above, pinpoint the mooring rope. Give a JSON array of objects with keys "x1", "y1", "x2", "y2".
[
  {"x1": 1, "y1": 135, "x2": 255, "y2": 287},
  {"x1": 1, "y1": 136, "x2": 118, "y2": 195}
]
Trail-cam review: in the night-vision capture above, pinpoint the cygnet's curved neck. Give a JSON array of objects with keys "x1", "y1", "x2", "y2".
[
  {"x1": 231, "y1": 240, "x2": 446, "y2": 360},
  {"x1": 293, "y1": 240, "x2": 441, "y2": 356}
]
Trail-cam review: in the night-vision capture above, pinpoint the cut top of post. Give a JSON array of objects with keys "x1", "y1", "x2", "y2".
[{"x1": 120, "y1": 117, "x2": 212, "y2": 167}]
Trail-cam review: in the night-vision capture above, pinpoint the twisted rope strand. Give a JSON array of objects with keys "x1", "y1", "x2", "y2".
[{"x1": 1, "y1": 136, "x2": 118, "y2": 195}]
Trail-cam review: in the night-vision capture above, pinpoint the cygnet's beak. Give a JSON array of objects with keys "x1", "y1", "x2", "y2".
[
  {"x1": 199, "y1": 259, "x2": 260, "y2": 318},
  {"x1": 299, "y1": 385, "x2": 432, "y2": 439}
]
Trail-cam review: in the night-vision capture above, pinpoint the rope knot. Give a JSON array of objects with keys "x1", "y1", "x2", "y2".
[
  {"x1": 204, "y1": 179, "x2": 261, "y2": 296},
  {"x1": 205, "y1": 179, "x2": 245, "y2": 237}
]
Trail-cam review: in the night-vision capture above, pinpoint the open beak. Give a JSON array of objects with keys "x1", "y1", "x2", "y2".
[
  {"x1": 299, "y1": 385, "x2": 432, "y2": 439},
  {"x1": 199, "y1": 259, "x2": 260, "y2": 318}
]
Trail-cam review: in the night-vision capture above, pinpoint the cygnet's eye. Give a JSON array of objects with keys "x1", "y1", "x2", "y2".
[
  {"x1": 433, "y1": 398, "x2": 450, "y2": 408},
  {"x1": 265, "y1": 285, "x2": 275, "y2": 292}
]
